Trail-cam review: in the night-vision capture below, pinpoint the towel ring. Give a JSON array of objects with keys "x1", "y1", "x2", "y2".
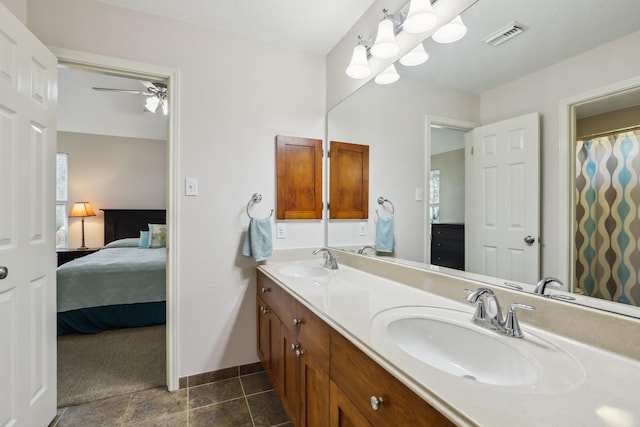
[
  {"x1": 247, "y1": 193, "x2": 274, "y2": 219},
  {"x1": 376, "y1": 196, "x2": 394, "y2": 217}
]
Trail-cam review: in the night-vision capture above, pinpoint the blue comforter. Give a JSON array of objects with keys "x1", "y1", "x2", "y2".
[{"x1": 57, "y1": 246, "x2": 166, "y2": 313}]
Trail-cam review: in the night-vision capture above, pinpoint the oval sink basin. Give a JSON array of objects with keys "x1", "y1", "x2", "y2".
[
  {"x1": 371, "y1": 306, "x2": 539, "y2": 386},
  {"x1": 278, "y1": 264, "x2": 330, "y2": 278}
]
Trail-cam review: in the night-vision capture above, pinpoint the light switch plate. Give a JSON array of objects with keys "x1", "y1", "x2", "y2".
[
  {"x1": 415, "y1": 188, "x2": 423, "y2": 201},
  {"x1": 185, "y1": 177, "x2": 198, "y2": 196},
  {"x1": 276, "y1": 223, "x2": 286, "y2": 239}
]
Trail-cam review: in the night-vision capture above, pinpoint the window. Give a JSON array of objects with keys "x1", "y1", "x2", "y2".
[
  {"x1": 56, "y1": 153, "x2": 68, "y2": 248},
  {"x1": 429, "y1": 169, "x2": 440, "y2": 223}
]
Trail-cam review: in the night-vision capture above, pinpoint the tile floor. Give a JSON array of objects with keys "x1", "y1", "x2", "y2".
[{"x1": 49, "y1": 370, "x2": 291, "y2": 427}]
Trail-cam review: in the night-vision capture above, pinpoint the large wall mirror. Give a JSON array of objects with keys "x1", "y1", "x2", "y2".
[{"x1": 327, "y1": 0, "x2": 640, "y2": 318}]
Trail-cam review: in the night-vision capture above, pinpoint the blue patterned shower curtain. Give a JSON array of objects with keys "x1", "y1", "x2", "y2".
[{"x1": 575, "y1": 130, "x2": 640, "y2": 306}]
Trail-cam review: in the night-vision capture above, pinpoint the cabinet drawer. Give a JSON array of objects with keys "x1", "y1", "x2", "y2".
[
  {"x1": 431, "y1": 224, "x2": 464, "y2": 241},
  {"x1": 257, "y1": 272, "x2": 282, "y2": 314},
  {"x1": 330, "y1": 330, "x2": 454, "y2": 427}
]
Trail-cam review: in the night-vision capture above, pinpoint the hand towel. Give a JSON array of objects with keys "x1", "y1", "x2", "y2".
[
  {"x1": 242, "y1": 217, "x2": 273, "y2": 262},
  {"x1": 375, "y1": 216, "x2": 395, "y2": 253}
]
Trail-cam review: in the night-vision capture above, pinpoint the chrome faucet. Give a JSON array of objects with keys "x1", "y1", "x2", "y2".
[
  {"x1": 357, "y1": 245, "x2": 376, "y2": 255},
  {"x1": 313, "y1": 248, "x2": 339, "y2": 270},
  {"x1": 534, "y1": 277, "x2": 564, "y2": 295},
  {"x1": 464, "y1": 288, "x2": 535, "y2": 338}
]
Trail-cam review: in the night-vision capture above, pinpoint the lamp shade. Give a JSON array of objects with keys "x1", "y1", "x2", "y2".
[
  {"x1": 371, "y1": 18, "x2": 399, "y2": 59},
  {"x1": 345, "y1": 45, "x2": 371, "y2": 79},
  {"x1": 403, "y1": 0, "x2": 437, "y2": 34},
  {"x1": 399, "y1": 43, "x2": 429, "y2": 66},
  {"x1": 375, "y1": 64, "x2": 400, "y2": 85},
  {"x1": 432, "y1": 15, "x2": 467, "y2": 43},
  {"x1": 69, "y1": 202, "x2": 96, "y2": 218}
]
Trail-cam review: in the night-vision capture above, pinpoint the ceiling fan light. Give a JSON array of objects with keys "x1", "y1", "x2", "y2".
[
  {"x1": 144, "y1": 95, "x2": 160, "y2": 113},
  {"x1": 432, "y1": 15, "x2": 467, "y2": 43},
  {"x1": 371, "y1": 18, "x2": 399, "y2": 59},
  {"x1": 346, "y1": 45, "x2": 371, "y2": 79},
  {"x1": 375, "y1": 64, "x2": 400, "y2": 85},
  {"x1": 403, "y1": 0, "x2": 437, "y2": 34},
  {"x1": 161, "y1": 99, "x2": 168, "y2": 116},
  {"x1": 399, "y1": 43, "x2": 429, "y2": 66}
]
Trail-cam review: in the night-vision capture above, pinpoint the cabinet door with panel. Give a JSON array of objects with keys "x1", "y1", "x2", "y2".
[
  {"x1": 330, "y1": 380, "x2": 373, "y2": 427},
  {"x1": 256, "y1": 295, "x2": 281, "y2": 389}
]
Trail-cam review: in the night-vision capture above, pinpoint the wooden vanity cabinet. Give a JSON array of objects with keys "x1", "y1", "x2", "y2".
[
  {"x1": 257, "y1": 271, "x2": 452, "y2": 427},
  {"x1": 258, "y1": 272, "x2": 330, "y2": 427}
]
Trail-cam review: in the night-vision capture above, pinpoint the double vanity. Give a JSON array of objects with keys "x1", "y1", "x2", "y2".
[{"x1": 257, "y1": 250, "x2": 640, "y2": 426}]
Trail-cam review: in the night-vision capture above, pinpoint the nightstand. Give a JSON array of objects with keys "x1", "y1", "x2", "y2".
[{"x1": 56, "y1": 248, "x2": 101, "y2": 267}]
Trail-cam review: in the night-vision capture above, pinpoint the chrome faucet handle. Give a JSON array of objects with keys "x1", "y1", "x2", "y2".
[
  {"x1": 503, "y1": 303, "x2": 535, "y2": 338},
  {"x1": 313, "y1": 248, "x2": 339, "y2": 270}
]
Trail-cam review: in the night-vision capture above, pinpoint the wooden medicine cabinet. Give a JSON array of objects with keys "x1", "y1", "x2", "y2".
[{"x1": 329, "y1": 141, "x2": 369, "y2": 219}]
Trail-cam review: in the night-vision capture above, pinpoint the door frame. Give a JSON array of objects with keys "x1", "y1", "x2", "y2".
[
  {"x1": 558, "y1": 75, "x2": 640, "y2": 293},
  {"x1": 51, "y1": 47, "x2": 181, "y2": 391},
  {"x1": 424, "y1": 115, "x2": 478, "y2": 264}
]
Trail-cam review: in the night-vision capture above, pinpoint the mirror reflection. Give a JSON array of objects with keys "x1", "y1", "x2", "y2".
[{"x1": 327, "y1": 0, "x2": 640, "y2": 317}]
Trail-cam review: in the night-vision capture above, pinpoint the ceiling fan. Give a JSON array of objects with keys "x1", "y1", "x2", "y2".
[{"x1": 92, "y1": 80, "x2": 168, "y2": 115}]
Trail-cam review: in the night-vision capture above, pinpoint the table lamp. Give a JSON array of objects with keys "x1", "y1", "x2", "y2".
[{"x1": 69, "y1": 202, "x2": 96, "y2": 249}]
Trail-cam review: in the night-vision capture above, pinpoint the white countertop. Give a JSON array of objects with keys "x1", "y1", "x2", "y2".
[{"x1": 259, "y1": 259, "x2": 640, "y2": 427}]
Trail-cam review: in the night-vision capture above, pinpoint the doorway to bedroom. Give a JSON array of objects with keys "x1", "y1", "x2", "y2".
[{"x1": 54, "y1": 53, "x2": 178, "y2": 407}]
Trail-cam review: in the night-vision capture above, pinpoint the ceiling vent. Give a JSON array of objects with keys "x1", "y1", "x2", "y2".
[{"x1": 482, "y1": 22, "x2": 528, "y2": 47}]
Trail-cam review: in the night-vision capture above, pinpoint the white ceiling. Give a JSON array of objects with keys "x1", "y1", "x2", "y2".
[
  {"x1": 60, "y1": 0, "x2": 640, "y2": 138},
  {"x1": 96, "y1": 0, "x2": 375, "y2": 55}
]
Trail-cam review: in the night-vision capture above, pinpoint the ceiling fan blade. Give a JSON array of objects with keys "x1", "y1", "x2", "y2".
[{"x1": 92, "y1": 87, "x2": 152, "y2": 95}]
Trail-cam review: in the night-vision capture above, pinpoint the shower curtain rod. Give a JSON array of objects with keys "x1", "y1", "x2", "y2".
[{"x1": 578, "y1": 124, "x2": 640, "y2": 140}]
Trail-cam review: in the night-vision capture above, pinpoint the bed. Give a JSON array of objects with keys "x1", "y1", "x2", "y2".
[{"x1": 57, "y1": 209, "x2": 167, "y2": 335}]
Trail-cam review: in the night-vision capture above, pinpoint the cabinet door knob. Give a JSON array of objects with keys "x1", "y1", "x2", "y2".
[
  {"x1": 290, "y1": 344, "x2": 304, "y2": 357},
  {"x1": 260, "y1": 306, "x2": 269, "y2": 315},
  {"x1": 261, "y1": 287, "x2": 271, "y2": 293},
  {"x1": 0, "y1": 266, "x2": 7, "y2": 280},
  {"x1": 370, "y1": 395, "x2": 384, "y2": 411},
  {"x1": 292, "y1": 318, "x2": 302, "y2": 327}
]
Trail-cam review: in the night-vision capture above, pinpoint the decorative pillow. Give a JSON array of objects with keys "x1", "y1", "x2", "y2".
[
  {"x1": 148, "y1": 223, "x2": 167, "y2": 248},
  {"x1": 103, "y1": 238, "x2": 140, "y2": 249},
  {"x1": 139, "y1": 230, "x2": 151, "y2": 248}
]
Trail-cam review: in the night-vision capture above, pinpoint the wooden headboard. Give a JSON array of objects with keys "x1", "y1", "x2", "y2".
[{"x1": 102, "y1": 209, "x2": 166, "y2": 244}]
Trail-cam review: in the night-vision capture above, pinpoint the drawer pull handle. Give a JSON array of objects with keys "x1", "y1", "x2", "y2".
[
  {"x1": 292, "y1": 318, "x2": 302, "y2": 327},
  {"x1": 260, "y1": 306, "x2": 269, "y2": 315},
  {"x1": 370, "y1": 396, "x2": 384, "y2": 411},
  {"x1": 290, "y1": 344, "x2": 304, "y2": 358},
  {"x1": 261, "y1": 287, "x2": 271, "y2": 293}
]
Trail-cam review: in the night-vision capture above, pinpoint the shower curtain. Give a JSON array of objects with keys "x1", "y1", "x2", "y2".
[{"x1": 575, "y1": 130, "x2": 640, "y2": 306}]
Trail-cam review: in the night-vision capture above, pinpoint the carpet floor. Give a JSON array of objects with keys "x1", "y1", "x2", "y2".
[{"x1": 57, "y1": 324, "x2": 166, "y2": 408}]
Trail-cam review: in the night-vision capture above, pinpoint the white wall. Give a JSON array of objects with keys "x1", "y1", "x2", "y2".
[
  {"x1": 27, "y1": 0, "x2": 326, "y2": 376},
  {"x1": 480, "y1": 30, "x2": 640, "y2": 280},
  {"x1": 2, "y1": 0, "x2": 26, "y2": 24},
  {"x1": 328, "y1": 76, "x2": 479, "y2": 262},
  {"x1": 58, "y1": 131, "x2": 166, "y2": 248},
  {"x1": 430, "y1": 149, "x2": 465, "y2": 224}
]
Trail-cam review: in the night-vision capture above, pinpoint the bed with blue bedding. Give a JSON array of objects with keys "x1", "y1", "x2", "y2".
[{"x1": 57, "y1": 209, "x2": 166, "y2": 335}]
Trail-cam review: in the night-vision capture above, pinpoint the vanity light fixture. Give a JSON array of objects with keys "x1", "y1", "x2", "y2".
[
  {"x1": 370, "y1": 9, "x2": 400, "y2": 59},
  {"x1": 345, "y1": 35, "x2": 372, "y2": 79},
  {"x1": 402, "y1": 0, "x2": 437, "y2": 34},
  {"x1": 399, "y1": 42, "x2": 429, "y2": 66},
  {"x1": 432, "y1": 15, "x2": 467, "y2": 43},
  {"x1": 375, "y1": 64, "x2": 400, "y2": 85}
]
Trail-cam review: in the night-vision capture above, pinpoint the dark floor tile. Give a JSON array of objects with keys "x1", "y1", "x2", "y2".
[
  {"x1": 56, "y1": 394, "x2": 131, "y2": 427},
  {"x1": 241, "y1": 371, "x2": 274, "y2": 395},
  {"x1": 178, "y1": 376, "x2": 188, "y2": 389},
  {"x1": 123, "y1": 387, "x2": 188, "y2": 424},
  {"x1": 239, "y1": 361, "x2": 265, "y2": 375},
  {"x1": 189, "y1": 378, "x2": 244, "y2": 409},
  {"x1": 189, "y1": 366, "x2": 238, "y2": 386},
  {"x1": 189, "y1": 397, "x2": 253, "y2": 427},
  {"x1": 122, "y1": 410, "x2": 188, "y2": 426},
  {"x1": 247, "y1": 390, "x2": 290, "y2": 427}
]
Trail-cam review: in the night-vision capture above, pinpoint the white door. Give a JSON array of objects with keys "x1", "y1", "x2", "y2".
[
  {"x1": 466, "y1": 112, "x2": 540, "y2": 284},
  {"x1": 0, "y1": 4, "x2": 58, "y2": 426}
]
